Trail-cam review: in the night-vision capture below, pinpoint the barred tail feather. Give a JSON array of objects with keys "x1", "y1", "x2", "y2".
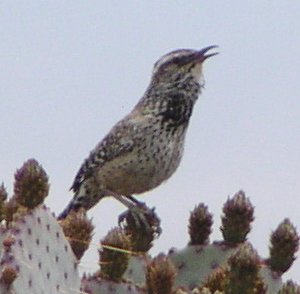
[
  {"x1": 58, "y1": 188, "x2": 106, "y2": 220},
  {"x1": 57, "y1": 191, "x2": 86, "y2": 220}
]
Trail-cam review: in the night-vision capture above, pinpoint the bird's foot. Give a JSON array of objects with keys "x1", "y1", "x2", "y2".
[
  {"x1": 118, "y1": 202, "x2": 161, "y2": 238},
  {"x1": 118, "y1": 202, "x2": 151, "y2": 230}
]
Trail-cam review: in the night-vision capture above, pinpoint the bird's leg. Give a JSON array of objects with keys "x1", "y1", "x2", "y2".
[
  {"x1": 108, "y1": 192, "x2": 136, "y2": 209},
  {"x1": 124, "y1": 194, "x2": 145, "y2": 205}
]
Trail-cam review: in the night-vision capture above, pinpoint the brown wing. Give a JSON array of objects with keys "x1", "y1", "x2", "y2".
[{"x1": 70, "y1": 114, "x2": 143, "y2": 193}]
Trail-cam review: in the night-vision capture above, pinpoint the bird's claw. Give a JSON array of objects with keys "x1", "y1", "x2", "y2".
[{"x1": 118, "y1": 203, "x2": 161, "y2": 237}]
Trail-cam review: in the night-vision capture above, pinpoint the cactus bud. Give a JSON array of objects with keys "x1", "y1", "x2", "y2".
[
  {"x1": 220, "y1": 191, "x2": 254, "y2": 244},
  {"x1": 99, "y1": 227, "x2": 131, "y2": 281},
  {"x1": 0, "y1": 266, "x2": 18, "y2": 285},
  {"x1": 267, "y1": 218, "x2": 299, "y2": 274},
  {"x1": 60, "y1": 210, "x2": 94, "y2": 260},
  {"x1": 278, "y1": 280, "x2": 300, "y2": 294},
  {"x1": 14, "y1": 159, "x2": 49, "y2": 209},
  {"x1": 0, "y1": 183, "x2": 8, "y2": 221},
  {"x1": 189, "y1": 203, "x2": 213, "y2": 245},
  {"x1": 225, "y1": 243, "x2": 266, "y2": 294},
  {"x1": 4, "y1": 198, "x2": 19, "y2": 223},
  {"x1": 146, "y1": 254, "x2": 176, "y2": 294},
  {"x1": 200, "y1": 267, "x2": 227, "y2": 293}
]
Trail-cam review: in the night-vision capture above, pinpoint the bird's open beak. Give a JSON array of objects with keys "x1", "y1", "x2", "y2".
[{"x1": 197, "y1": 45, "x2": 219, "y2": 62}]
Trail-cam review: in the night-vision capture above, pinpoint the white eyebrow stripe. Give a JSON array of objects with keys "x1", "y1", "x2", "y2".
[
  {"x1": 155, "y1": 51, "x2": 184, "y2": 67},
  {"x1": 153, "y1": 49, "x2": 198, "y2": 73}
]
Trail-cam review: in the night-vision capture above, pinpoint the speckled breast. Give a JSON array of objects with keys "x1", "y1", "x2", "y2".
[{"x1": 96, "y1": 124, "x2": 188, "y2": 196}]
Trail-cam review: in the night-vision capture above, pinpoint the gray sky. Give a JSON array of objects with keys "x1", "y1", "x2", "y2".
[{"x1": 1, "y1": 1, "x2": 300, "y2": 281}]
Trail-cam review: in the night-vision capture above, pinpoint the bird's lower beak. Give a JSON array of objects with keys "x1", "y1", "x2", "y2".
[{"x1": 197, "y1": 45, "x2": 219, "y2": 62}]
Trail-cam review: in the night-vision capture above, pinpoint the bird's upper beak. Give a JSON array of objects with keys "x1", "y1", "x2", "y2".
[{"x1": 196, "y1": 45, "x2": 219, "y2": 62}]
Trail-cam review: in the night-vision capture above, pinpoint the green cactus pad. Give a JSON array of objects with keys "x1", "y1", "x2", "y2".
[
  {"x1": 0, "y1": 206, "x2": 80, "y2": 293},
  {"x1": 81, "y1": 276, "x2": 144, "y2": 293}
]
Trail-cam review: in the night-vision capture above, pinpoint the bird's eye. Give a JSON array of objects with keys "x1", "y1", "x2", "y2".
[
  {"x1": 172, "y1": 55, "x2": 192, "y2": 66},
  {"x1": 171, "y1": 57, "x2": 185, "y2": 66}
]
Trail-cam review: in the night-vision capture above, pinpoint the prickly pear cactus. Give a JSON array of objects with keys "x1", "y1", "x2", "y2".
[
  {"x1": 0, "y1": 206, "x2": 81, "y2": 294},
  {"x1": 167, "y1": 191, "x2": 298, "y2": 293},
  {"x1": 1, "y1": 159, "x2": 299, "y2": 293},
  {"x1": 81, "y1": 276, "x2": 144, "y2": 294},
  {"x1": 169, "y1": 243, "x2": 235, "y2": 290},
  {"x1": 0, "y1": 160, "x2": 81, "y2": 294},
  {"x1": 80, "y1": 227, "x2": 145, "y2": 293},
  {"x1": 278, "y1": 280, "x2": 300, "y2": 294},
  {"x1": 86, "y1": 190, "x2": 298, "y2": 294},
  {"x1": 145, "y1": 253, "x2": 177, "y2": 294}
]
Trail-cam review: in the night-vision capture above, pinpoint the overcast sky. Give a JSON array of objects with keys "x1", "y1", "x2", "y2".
[{"x1": 1, "y1": 1, "x2": 300, "y2": 281}]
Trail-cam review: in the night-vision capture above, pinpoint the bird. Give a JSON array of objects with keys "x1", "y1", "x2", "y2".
[{"x1": 58, "y1": 46, "x2": 218, "y2": 222}]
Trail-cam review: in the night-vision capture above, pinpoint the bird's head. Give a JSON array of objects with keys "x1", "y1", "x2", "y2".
[{"x1": 151, "y1": 46, "x2": 218, "y2": 85}]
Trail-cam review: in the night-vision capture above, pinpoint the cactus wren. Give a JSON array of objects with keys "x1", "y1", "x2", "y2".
[{"x1": 58, "y1": 46, "x2": 218, "y2": 220}]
